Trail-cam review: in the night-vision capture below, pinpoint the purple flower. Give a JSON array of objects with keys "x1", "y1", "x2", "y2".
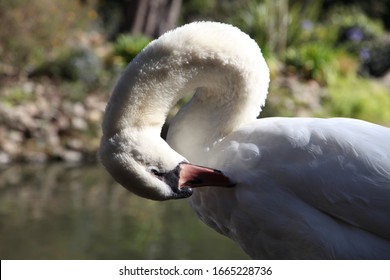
[
  {"x1": 347, "y1": 27, "x2": 363, "y2": 42},
  {"x1": 302, "y1": 20, "x2": 314, "y2": 31},
  {"x1": 359, "y1": 48, "x2": 370, "y2": 61}
]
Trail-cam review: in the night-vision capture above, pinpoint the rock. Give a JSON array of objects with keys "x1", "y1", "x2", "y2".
[
  {"x1": 0, "y1": 151, "x2": 11, "y2": 165},
  {"x1": 61, "y1": 150, "x2": 83, "y2": 162},
  {"x1": 71, "y1": 116, "x2": 88, "y2": 130}
]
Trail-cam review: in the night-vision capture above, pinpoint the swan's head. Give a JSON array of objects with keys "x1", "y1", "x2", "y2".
[{"x1": 100, "y1": 128, "x2": 233, "y2": 201}]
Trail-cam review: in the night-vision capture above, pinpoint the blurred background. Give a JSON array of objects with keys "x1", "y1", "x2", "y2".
[{"x1": 1, "y1": 0, "x2": 390, "y2": 259}]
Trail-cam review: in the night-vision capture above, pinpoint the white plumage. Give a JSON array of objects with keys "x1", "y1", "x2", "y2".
[{"x1": 100, "y1": 21, "x2": 390, "y2": 259}]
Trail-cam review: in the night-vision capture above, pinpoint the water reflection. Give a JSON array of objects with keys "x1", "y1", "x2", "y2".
[{"x1": 0, "y1": 164, "x2": 248, "y2": 259}]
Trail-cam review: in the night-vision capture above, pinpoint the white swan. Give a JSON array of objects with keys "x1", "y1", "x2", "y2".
[{"x1": 100, "y1": 21, "x2": 390, "y2": 259}]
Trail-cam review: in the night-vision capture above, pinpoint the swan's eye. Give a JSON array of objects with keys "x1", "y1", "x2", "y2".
[{"x1": 148, "y1": 167, "x2": 164, "y2": 177}]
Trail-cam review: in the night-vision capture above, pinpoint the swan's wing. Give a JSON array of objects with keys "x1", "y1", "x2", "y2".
[{"x1": 211, "y1": 117, "x2": 390, "y2": 240}]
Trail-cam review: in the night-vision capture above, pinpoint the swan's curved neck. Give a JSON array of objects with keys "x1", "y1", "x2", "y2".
[
  {"x1": 103, "y1": 30, "x2": 269, "y2": 143},
  {"x1": 102, "y1": 23, "x2": 269, "y2": 162},
  {"x1": 99, "y1": 22, "x2": 269, "y2": 200}
]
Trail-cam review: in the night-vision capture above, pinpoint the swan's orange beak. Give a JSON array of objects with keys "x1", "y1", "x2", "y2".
[{"x1": 178, "y1": 162, "x2": 235, "y2": 189}]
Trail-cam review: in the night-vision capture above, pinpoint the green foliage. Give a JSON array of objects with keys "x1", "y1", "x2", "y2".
[
  {"x1": 232, "y1": 1, "x2": 387, "y2": 83},
  {"x1": 232, "y1": 0, "x2": 323, "y2": 57},
  {"x1": 326, "y1": 6, "x2": 386, "y2": 72},
  {"x1": 0, "y1": 84, "x2": 36, "y2": 107},
  {"x1": 328, "y1": 6, "x2": 384, "y2": 39},
  {"x1": 180, "y1": 0, "x2": 241, "y2": 24},
  {"x1": 232, "y1": 0, "x2": 286, "y2": 57},
  {"x1": 284, "y1": 1, "x2": 324, "y2": 47},
  {"x1": 112, "y1": 34, "x2": 152, "y2": 65},
  {"x1": 285, "y1": 43, "x2": 336, "y2": 84},
  {"x1": 30, "y1": 48, "x2": 103, "y2": 86},
  {"x1": 0, "y1": 0, "x2": 96, "y2": 72},
  {"x1": 181, "y1": 0, "x2": 217, "y2": 17},
  {"x1": 324, "y1": 77, "x2": 390, "y2": 125}
]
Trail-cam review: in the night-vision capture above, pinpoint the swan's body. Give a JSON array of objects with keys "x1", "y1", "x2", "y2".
[{"x1": 100, "y1": 22, "x2": 390, "y2": 259}]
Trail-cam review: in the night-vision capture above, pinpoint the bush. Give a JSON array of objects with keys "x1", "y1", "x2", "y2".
[
  {"x1": 112, "y1": 34, "x2": 152, "y2": 66},
  {"x1": 0, "y1": 0, "x2": 96, "y2": 72},
  {"x1": 285, "y1": 43, "x2": 336, "y2": 84},
  {"x1": 29, "y1": 48, "x2": 103, "y2": 86},
  {"x1": 232, "y1": 0, "x2": 323, "y2": 57},
  {"x1": 324, "y1": 76, "x2": 390, "y2": 125}
]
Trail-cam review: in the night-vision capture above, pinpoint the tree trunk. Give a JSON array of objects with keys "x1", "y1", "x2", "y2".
[{"x1": 121, "y1": 0, "x2": 182, "y2": 38}]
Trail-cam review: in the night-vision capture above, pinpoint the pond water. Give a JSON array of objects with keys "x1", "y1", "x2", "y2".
[{"x1": 0, "y1": 164, "x2": 248, "y2": 260}]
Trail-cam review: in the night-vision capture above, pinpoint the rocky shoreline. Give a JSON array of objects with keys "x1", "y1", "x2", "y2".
[{"x1": 0, "y1": 77, "x2": 107, "y2": 165}]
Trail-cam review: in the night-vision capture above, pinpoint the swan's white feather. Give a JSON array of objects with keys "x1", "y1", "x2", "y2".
[{"x1": 185, "y1": 117, "x2": 390, "y2": 258}]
